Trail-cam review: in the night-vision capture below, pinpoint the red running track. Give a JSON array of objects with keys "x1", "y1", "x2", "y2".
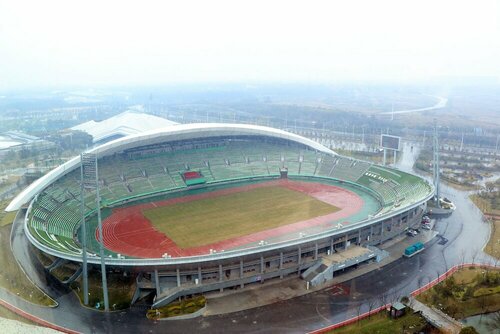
[{"x1": 97, "y1": 179, "x2": 365, "y2": 258}]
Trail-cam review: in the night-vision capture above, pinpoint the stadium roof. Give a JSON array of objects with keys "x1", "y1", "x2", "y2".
[
  {"x1": 6, "y1": 123, "x2": 336, "y2": 212},
  {"x1": 71, "y1": 111, "x2": 178, "y2": 143}
]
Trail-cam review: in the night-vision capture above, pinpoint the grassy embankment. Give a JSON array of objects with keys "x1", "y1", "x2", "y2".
[
  {"x1": 0, "y1": 200, "x2": 56, "y2": 307},
  {"x1": 417, "y1": 267, "x2": 500, "y2": 319},
  {"x1": 328, "y1": 311, "x2": 432, "y2": 334},
  {"x1": 69, "y1": 269, "x2": 136, "y2": 311},
  {"x1": 0, "y1": 304, "x2": 38, "y2": 326},
  {"x1": 470, "y1": 193, "x2": 500, "y2": 259},
  {"x1": 0, "y1": 200, "x2": 17, "y2": 228},
  {"x1": 32, "y1": 232, "x2": 136, "y2": 311}
]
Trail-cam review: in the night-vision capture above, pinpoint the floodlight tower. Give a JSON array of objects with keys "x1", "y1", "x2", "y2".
[
  {"x1": 433, "y1": 119, "x2": 440, "y2": 207},
  {"x1": 79, "y1": 154, "x2": 89, "y2": 306},
  {"x1": 81, "y1": 153, "x2": 109, "y2": 311}
]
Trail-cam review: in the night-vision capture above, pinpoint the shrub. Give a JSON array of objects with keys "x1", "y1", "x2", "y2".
[
  {"x1": 462, "y1": 286, "x2": 474, "y2": 301},
  {"x1": 147, "y1": 295, "x2": 207, "y2": 320},
  {"x1": 460, "y1": 326, "x2": 479, "y2": 334}
]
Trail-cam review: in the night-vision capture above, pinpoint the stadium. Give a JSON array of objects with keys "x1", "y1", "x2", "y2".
[{"x1": 7, "y1": 123, "x2": 434, "y2": 307}]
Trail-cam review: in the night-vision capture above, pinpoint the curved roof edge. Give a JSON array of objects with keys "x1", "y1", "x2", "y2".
[{"x1": 6, "y1": 123, "x2": 335, "y2": 212}]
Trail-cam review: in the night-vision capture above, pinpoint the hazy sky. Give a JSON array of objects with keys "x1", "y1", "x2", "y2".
[{"x1": 0, "y1": 0, "x2": 499, "y2": 90}]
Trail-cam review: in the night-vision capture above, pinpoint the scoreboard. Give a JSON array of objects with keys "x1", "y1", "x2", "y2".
[{"x1": 381, "y1": 134, "x2": 401, "y2": 151}]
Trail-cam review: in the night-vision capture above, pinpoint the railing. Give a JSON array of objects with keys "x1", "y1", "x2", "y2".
[{"x1": 24, "y1": 163, "x2": 434, "y2": 266}]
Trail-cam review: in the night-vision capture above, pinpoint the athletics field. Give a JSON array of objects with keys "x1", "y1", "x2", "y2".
[{"x1": 97, "y1": 179, "x2": 376, "y2": 258}]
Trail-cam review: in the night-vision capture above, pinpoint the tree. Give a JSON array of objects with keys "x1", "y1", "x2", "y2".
[
  {"x1": 485, "y1": 311, "x2": 500, "y2": 332},
  {"x1": 356, "y1": 302, "x2": 363, "y2": 323},
  {"x1": 459, "y1": 249, "x2": 467, "y2": 267},
  {"x1": 471, "y1": 248, "x2": 479, "y2": 265},
  {"x1": 367, "y1": 298, "x2": 377, "y2": 319},
  {"x1": 478, "y1": 294, "x2": 489, "y2": 318},
  {"x1": 378, "y1": 292, "x2": 388, "y2": 309},
  {"x1": 485, "y1": 181, "x2": 496, "y2": 193}
]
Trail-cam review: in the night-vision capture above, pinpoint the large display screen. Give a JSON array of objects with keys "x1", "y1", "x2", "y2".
[{"x1": 380, "y1": 134, "x2": 401, "y2": 150}]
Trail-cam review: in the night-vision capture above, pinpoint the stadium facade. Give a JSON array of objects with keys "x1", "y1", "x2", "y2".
[{"x1": 7, "y1": 123, "x2": 434, "y2": 307}]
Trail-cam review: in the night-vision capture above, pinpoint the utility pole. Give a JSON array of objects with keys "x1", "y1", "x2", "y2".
[{"x1": 79, "y1": 154, "x2": 89, "y2": 306}]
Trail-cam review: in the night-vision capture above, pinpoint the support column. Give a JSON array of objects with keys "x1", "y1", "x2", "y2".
[
  {"x1": 358, "y1": 229, "x2": 361, "y2": 245},
  {"x1": 198, "y1": 266, "x2": 202, "y2": 285},
  {"x1": 240, "y1": 260, "x2": 244, "y2": 288},
  {"x1": 297, "y1": 246, "x2": 301, "y2": 274},
  {"x1": 219, "y1": 264, "x2": 223, "y2": 292},
  {"x1": 176, "y1": 268, "x2": 181, "y2": 287},
  {"x1": 279, "y1": 252, "x2": 283, "y2": 279},
  {"x1": 330, "y1": 237, "x2": 334, "y2": 254},
  {"x1": 314, "y1": 243, "x2": 318, "y2": 260},
  {"x1": 260, "y1": 256, "x2": 264, "y2": 274},
  {"x1": 344, "y1": 234, "x2": 348, "y2": 250},
  {"x1": 154, "y1": 269, "x2": 160, "y2": 297}
]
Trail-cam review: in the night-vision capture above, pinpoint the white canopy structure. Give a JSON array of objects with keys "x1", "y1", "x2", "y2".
[{"x1": 71, "y1": 111, "x2": 178, "y2": 143}]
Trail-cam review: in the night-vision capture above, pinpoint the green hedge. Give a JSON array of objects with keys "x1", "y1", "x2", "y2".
[{"x1": 147, "y1": 296, "x2": 206, "y2": 320}]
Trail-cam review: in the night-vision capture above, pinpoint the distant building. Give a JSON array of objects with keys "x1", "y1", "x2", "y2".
[
  {"x1": 71, "y1": 110, "x2": 178, "y2": 144},
  {"x1": 0, "y1": 131, "x2": 54, "y2": 158}
]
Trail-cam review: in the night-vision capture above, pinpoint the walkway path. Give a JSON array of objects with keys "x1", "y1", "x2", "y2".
[
  {"x1": 410, "y1": 297, "x2": 463, "y2": 334},
  {"x1": 0, "y1": 317, "x2": 59, "y2": 334}
]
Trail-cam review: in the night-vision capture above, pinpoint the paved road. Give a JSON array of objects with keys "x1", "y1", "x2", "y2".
[
  {"x1": 4, "y1": 142, "x2": 497, "y2": 333},
  {"x1": 379, "y1": 96, "x2": 448, "y2": 115}
]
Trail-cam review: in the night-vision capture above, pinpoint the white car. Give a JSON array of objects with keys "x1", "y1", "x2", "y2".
[{"x1": 406, "y1": 229, "x2": 418, "y2": 236}]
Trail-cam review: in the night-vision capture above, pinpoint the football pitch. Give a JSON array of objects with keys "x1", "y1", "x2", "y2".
[{"x1": 142, "y1": 186, "x2": 339, "y2": 249}]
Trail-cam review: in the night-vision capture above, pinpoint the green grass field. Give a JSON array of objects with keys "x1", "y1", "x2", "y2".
[
  {"x1": 142, "y1": 186, "x2": 339, "y2": 249},
  {"x1": 328, "y1": 312, "x2": 429, "y2": 334},
  {"x1": 417, "y1": 267, "x2": 500, "y2": 319}
]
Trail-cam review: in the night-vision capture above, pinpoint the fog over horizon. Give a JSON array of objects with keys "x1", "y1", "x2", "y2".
[{"x1": 0, "y1": 0, "x2": 499, "y2": 91}]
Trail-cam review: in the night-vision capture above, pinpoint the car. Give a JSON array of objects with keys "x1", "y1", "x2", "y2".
[
  {"x1": 438, "y1": 237, "x2": 448, "y2": 245},
  {"x1": 422, "y1": 224, "x2": 431, "y2": 230},
  {"x1": 406, "y1": 229, "x2": 418, "y2": 237}
]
